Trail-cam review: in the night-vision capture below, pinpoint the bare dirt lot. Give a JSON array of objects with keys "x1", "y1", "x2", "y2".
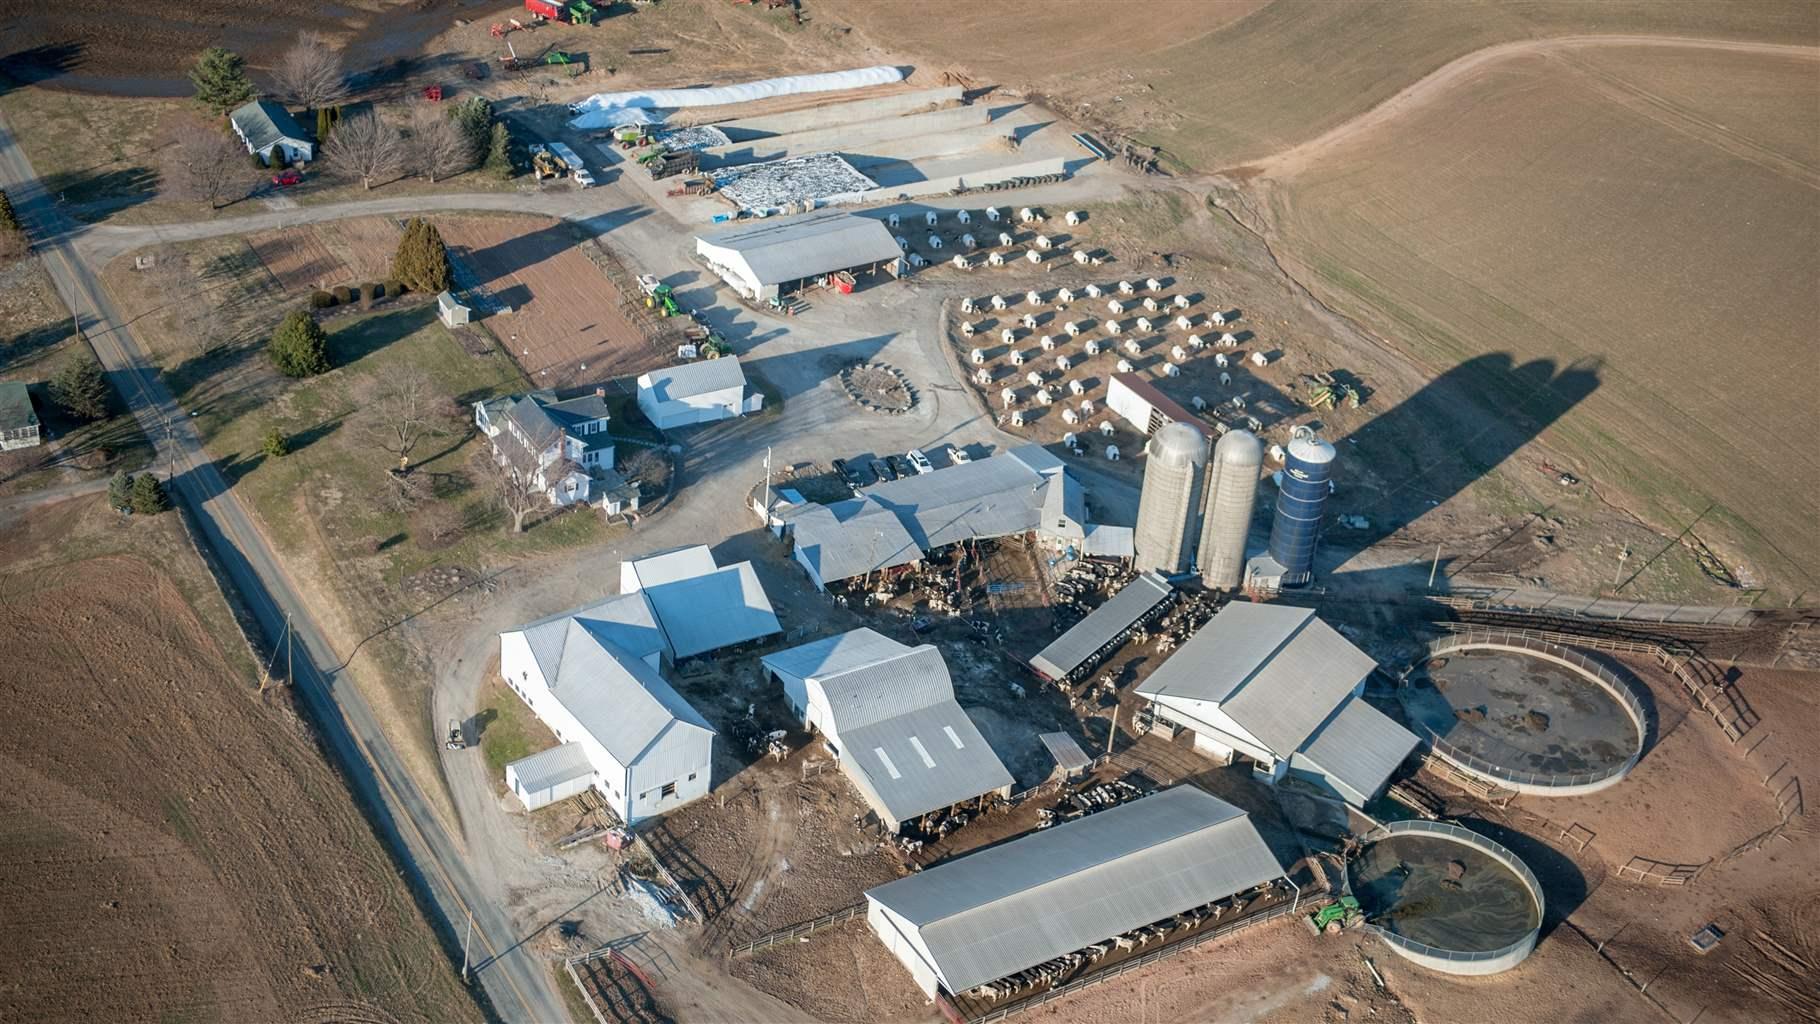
[
  {"x1": 436, "y1": 214, "x2": 665, "y2": 386},
  {"x1": 0, "y1": 498, "x2": 478, "y2": 1024},
  {"x1": 249, "y1": 217, "x2": 400, "y2": 295},
  {"x1": 1236, "y1": 42, "x2": 1820, "y2": 601}
]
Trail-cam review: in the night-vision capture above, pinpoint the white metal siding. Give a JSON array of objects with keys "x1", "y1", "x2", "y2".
[{"x1": 868, "y1": 900, "x2": 943, "y2": 998}]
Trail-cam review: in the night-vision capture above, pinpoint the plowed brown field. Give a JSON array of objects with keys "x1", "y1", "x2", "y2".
[
  {"x1": 437, "y1": 215, "x2": 662, "y2": 387},
  {"x1": 0, "y1": 501, "x2": 478, "y2": 1024}
]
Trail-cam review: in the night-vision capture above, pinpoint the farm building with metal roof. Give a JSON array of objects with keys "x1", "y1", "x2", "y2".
[
  {"x1": 1136, "y1": 602, "x2": 1417, "y2": 805},
  {"x1": 498, "y1": 596, "x2": 716, "y2": 822},
  {"x1": 762, "y1": 628, "x2": 1013, "y2": 832},
  {"x1": 781, "y1": 446, "x2": 1113, "y2": 591},
  {"x1": 1029, "y1": 571, "x2": 1175, "y2": 683},
  {"x1": 619, "y1": 545, "x2": 782, "y2": 659},
  {"x1": 864, "y1": 786, "x2": 1288, "y2": 999},
  {"x1": 636, "y1": 355, "x2": 762, "y2": 430},
  {"x1": 695, "y1": 210, "x2": 902, "y2": 300}
]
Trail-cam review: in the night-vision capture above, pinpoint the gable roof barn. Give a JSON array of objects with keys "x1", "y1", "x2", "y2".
[
  {"x1": 535, "y1": 621, "x2": 715, "y2": 766},
  {"x1": 789, "y1": 497, "x2": 924, "y2": 586},
  {"x1": 866, "y1": 786, "x2": 1286, "y2": 996},
  {"x1": 1290, "y1": 694, "x2": 1419, "y2": 805},
  {"x1": 1137, "y1": 602, "x2": 1375, "y2": 755},
  {"x1": 639, "y1": 355, "x2": 749, "y2": 403},
  {"x1": 644, "y1": 562, "x2": 781, "y2": 659},
  {"x1": 697, "y1": 210, "x2": 902, "y2": 287},
  {"x1": 521, "y1": 592, "x2": 669, "y2": 674},
  {"x1": 763, "y1": 628, "x2": 1013, "y2": 827}
]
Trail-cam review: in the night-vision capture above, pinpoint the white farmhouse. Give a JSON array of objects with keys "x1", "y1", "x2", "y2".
[
  {"x1": 474, "y1": 387, "x2": 635, "y2": 510},
  {"x1": 228, "y1": 99, "x2": 314, "y2": 164},
  {"x1": 1136, "y1": 602, "x2": 1417, "y2": 806},
  {"x1": 498, "y1": 592, "x2": 714, "y2": 820},
  {"x1": 635, "y1": 356, "x2": 762, "y2": 431},
  {"x1": 762, "y1": 628, "x2": 1013, "y2": 833}
]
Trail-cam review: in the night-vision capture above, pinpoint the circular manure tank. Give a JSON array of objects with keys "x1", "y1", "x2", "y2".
[
  {"x1": 1400, "y1": 631, "x2": 1647, "y2": 795},
  {"x1": 1349, "y1": 820, "x2": 1544, "y2": 975}
]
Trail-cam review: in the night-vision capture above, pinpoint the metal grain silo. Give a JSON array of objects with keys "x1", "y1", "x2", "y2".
[
  {"x1": 1198, "y1": 429, "x2": 1263, "y2": 590},
  {"x1": 1267, "y1": 429, "x2": 1336, "y2": 585},
  {"x1": 1133, "y1": 421, "x2": 1210, "y2": 574}
]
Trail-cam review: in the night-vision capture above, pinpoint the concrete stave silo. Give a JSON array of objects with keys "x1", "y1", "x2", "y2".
[
  {"x1": 1198, "y1": 429, "x2": 1263, "y2": 590},
  {"x1": 1133, "y1": 422, "x2": 1210, "y2": 574}
]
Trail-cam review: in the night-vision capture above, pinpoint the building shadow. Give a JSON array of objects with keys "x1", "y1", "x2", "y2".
[{"x1": 1337, "y1": 354, "x2": 1602, "y2": 552}]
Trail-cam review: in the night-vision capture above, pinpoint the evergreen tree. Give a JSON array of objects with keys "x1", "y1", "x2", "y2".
[
  {"x1": 447, "y1": 96, "x2": 492, "y2": 157},
  {"x1": 484, "y1": 122, "x2": 515, "y2": 181},
  {"x1": 107, "y1": 470, "x2": 134, "y2": 511},
  {"x1": 190, "y1": 47, "x2": 256, "y2": 116},
  {"x1": 268, "y1": 310, "x2": 332, "y2": 378},
  {"x1": 130, "y1": 473, "x2": 171, "y2": 515},
  {"x1": 261, "y1": 426, "x2": 290, "y2": 458},
  {"x1": 0, "y1": 189, "x2": 19, "y2": 231},
  {"x1": 390, "y1": 218, "x2": 452, "y2": 294},
  {"x1": 49, "y1": 352, "x2": 109, "y2": 420}
]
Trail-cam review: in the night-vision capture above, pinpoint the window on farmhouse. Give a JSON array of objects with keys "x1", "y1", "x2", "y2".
[{"x1": 661, "y1": 782, "x2": 677, "y2": 798}]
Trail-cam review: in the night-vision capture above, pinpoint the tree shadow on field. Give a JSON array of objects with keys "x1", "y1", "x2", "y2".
[
  {"x1": 0, "y1": 42, "x2": 86, "y2": 92},
  {"x1": 327, "y1": 304, "x2": 437, "y2": 366},
  {"x1": 1336, "y1": 353, "x2": 1601, "y2": 555}
]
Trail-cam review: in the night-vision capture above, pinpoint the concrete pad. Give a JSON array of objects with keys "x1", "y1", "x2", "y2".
[
  {"x1": 702, "y1": 105, "x2": 991, "y2": 169},
  {"x1": 710, "y1": 86, "x2": 964, "y2": 139}
]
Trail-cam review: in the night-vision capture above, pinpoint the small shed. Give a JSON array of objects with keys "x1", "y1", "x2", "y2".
[
  {"x1": 1039, "y1": 732, "x2": 1092, "y2": 779},
  {"x1": 437, "y1": 291, "x2": 472, "y2": 327},
  {"x1": 0, "y1": 381, "x2": 42, "y2": 451}
]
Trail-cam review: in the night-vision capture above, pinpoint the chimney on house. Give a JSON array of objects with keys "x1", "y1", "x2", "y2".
[{"x1": 595, "y1": 386, "x2": 607, "y2": 399}]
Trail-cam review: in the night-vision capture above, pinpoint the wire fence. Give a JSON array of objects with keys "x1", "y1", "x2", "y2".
[
  {"x1": 1358, "y1": 820, "x2": 1543, "y2": 970},
  {"x1": 1406, "y1": 631, "x2": 1649, "y2": 792}
]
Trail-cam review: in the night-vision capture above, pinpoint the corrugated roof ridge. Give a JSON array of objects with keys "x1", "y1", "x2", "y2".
[
  {"x1": 1221, "y1": 605, "x2": 1316, "y2": 702},
  {"x1": 901, "y1": 789, "x2": 1245, "y2": 925}
]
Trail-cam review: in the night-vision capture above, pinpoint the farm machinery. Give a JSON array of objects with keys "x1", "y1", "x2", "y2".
[
  {"x1": 1308, "y1": 896, "x2": 1363, "y2": 934},
  {"x1": 638, "y1": 146, "x2": 699, "y2": 180},
  {"x1": 1306, "y1": 372, "x2": 1362, "y2": 410},
  {"x1": 637, "y1": 274, "x2": 682, "y2": 317}
]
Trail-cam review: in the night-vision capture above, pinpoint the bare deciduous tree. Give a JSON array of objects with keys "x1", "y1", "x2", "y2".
[
  {"x1": 165, "y1": 122, "x2": 250, "y2": 209},
  {"x1": 151, "y1": 255, "x2": 231, "y2": 357},
  {"x1": 406, "y1": 105, "x2": 474, "y2": 184},
  {"x1": 474, "y1": 441, "x2": 542, "y2": 534},
  {"x1": 361, "y1": 367, "x2": 447, "y2": 473},
  {"x1": 324, "y1": 112, "x2": 404, "y2": 190},
  {"x1": 273, "y1": 31, "x2": 348, "y2": 111}
]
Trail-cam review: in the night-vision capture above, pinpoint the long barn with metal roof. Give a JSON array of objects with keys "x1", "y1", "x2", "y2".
[
  {"x1": 1029, "y1": 571, "x2": 1175, "y2": 683},
  {"x1": 864, "y1": 786, "x2": 1288, "y2": 999},
  {"x1": 695, "y1": 210, "x2": 902, "y2": 301}
]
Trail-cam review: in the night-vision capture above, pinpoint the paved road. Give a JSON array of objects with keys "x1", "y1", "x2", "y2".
[{"x1": 0, "y1": 115, "x2": 569, "y2": 1024}]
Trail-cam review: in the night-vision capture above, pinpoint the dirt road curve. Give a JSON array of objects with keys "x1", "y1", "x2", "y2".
[
  {"x1": 1241, "y1": 34, "x2": 1820, "y2": 179},
  {"x1": 0, "y1": 115, "x2": 567, "y2": 1024}
]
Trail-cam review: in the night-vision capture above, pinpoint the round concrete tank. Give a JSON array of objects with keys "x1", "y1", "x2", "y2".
[
  {"x1": 1267, "y1": 431, "x2": 1337, "y2": 585},
  {"x1": 1198, "y1": 429, "x2": 1263, "y2": 590},
  {"x1": 1133, "y1": 422, "x2": 1210, "y2": 575}
]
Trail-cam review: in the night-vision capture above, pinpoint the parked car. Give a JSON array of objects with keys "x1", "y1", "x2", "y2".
[
  {"x1": 906, "y1": 448, "x2": 934, "y2": 474},
  {"x1": 870, "y1": 458, "x2": 896, "y2": 483},
  {"x1": 271, "y1": 169, "x2": 303, "y2": 187},
  {"x1": 572, "y1": 167, "x2": 596, "y2": 188},
  {"x1": 950, "y1": 447, "x2": 973, "y2": 465},
  {"x1": 886, "y1": 454, "x2": 912, "y2": 479},
  {"x1": 833, "y1": 457, "x2": 867, "y2": 489}
]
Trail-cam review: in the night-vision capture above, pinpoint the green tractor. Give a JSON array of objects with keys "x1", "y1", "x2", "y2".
[
  {"x1": 1310, "y1": 896, "x2": 1364, "y2": 935},
  {"x1": 638, "y1": 274, "x2": 682, "y2": 318}
]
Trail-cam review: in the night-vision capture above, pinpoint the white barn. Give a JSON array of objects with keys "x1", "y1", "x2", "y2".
[
  {"x1": 1136, "y1": 603, "x2": 1417, "y2": 806},
  {"x1": 636, "y1": 355, "x2": 762, "y2": 431},
  {"x1": 865, "y1": 786, "x2": 1288, "y2": 999},
  {"x1": 762, "y1": 629, "x2": 1013, "y2": 833},
  {"x1": 498, "y1": 592, "x2": 716, "y2": 821}
]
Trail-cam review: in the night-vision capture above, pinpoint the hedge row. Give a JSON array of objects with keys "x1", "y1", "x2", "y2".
[{"x1": 309, "y1": 280, "x2": 406, "y2": 308}]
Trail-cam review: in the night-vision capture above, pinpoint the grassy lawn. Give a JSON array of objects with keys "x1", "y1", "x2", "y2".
[
  {"x1": 0, "y1": 88, "x2": 177, "y2": 218},
  {"x1": 0, "y1": 257, "x2": 153, "y2": 496},
  {"x1": 476, "y1": 678, "x2": 556, "y2": 779}
]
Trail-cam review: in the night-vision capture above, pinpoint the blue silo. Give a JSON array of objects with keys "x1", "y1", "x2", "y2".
[{"x1": 1267, "y1": 432, "x2": 1336, "y2": 585}]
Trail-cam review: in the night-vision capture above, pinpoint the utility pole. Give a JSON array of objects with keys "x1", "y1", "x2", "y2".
[
  {"x1": 1612, "y1": 545, "x2": 1631, "y2": 588},
  {"x1": 1105, "y1": 705, "x2": 1119, "y2": 758},
  {"x1": 285, "y1": 612, "x2": 293, "y2": 686},
  {"x1": 762, "y1": 445, "x2": 772, "y2": 516},
  {"x1": 461, "y1": 909, "x2": 474, "y2": 985},
  {"x1": 1428, "y1": 543, "x2": 1442, "y2": 588}
]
